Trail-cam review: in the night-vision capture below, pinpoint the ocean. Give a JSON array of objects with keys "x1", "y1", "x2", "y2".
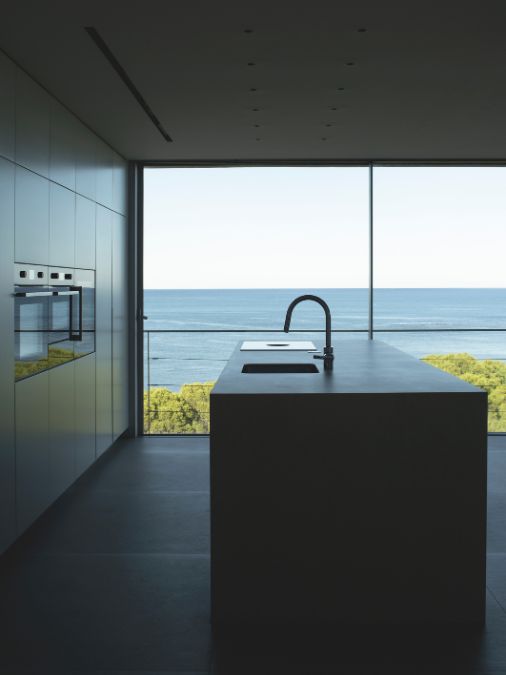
[{"x1": 143, "y1": 288, "x2": 506, "y2": 390}]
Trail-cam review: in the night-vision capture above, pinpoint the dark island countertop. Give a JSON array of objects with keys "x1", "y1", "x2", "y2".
[{"x1": 211, "y1": 339, "x2": 485, "y2": 396}]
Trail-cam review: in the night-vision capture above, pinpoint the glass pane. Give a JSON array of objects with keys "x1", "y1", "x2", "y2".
[
  {"x1": 143, "y1": 167, "x2": 370, "y2": 434},
  {"x1": 374, "y1": 167, "x2": 506, "y2": 434},
  {"x1": 374, "y1": 167, "x2": 506, "y2": 329}
]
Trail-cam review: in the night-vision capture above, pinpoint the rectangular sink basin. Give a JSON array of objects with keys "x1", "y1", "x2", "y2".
[{"x1": 242, "y1": 363, "x2": 319, "y2": 374}]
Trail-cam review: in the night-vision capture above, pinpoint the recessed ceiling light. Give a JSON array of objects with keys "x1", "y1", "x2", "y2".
[{"x1": 345, "y1": 62, "x2": 355, "y2": 66}]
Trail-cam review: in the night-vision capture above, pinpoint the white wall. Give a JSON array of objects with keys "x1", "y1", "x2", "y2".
[{"x1": 0, "y1": 49, "x2": 130, "y2": 553}]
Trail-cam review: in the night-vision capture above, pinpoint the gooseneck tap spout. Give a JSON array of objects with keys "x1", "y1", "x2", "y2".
[{"x1": 284, "y1": 295, "x2": 334, "y2": 371}]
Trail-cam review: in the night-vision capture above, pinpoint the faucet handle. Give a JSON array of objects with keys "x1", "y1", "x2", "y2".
[{"x1": 313, "y1": 346, "x2": 334, "y2": 361}]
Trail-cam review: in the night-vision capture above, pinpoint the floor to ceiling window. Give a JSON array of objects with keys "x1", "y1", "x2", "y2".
[
  {"x1": 143, "y1": 165, "x2": 506, "y2": 434},
  {"x1": 374, "y1": 167, "x2": 506, "y2": 432},
  {"x1": 143, "y1": 167, "x2": 369, "y2": 433}
]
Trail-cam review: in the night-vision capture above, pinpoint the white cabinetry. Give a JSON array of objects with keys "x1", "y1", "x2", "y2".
[
  {"x1": 15, "y1": 69, "x2": 51, "y2": 177},
  {"x1": 0, "y1": 52, "x2": 15, "y2": 161},
  {"x1": 15, "y1": 166, "x2": 49, "y2": 264},
  {"x1": 75, "y1": 195, "x2": 96, "y2": 270},
  {"x1": 49, "y1": 182, "x2": 75, "y2": 267},
  {"x1": 49, "y1": 362, "x2": 76, "y2": 501},
  {"x1": 50, "y1": 100, "x2": 77, "y2": 191},
  {"x1": 15, "y1": 373, "x2": 51, "y2": 533},
  {"x1": 96, "y1": 205, "x2": 113, "y2": 455},
  {"x1": 0, "y1": 158, "x2": 15, "y2": 550},
  {"x1": 75, "y1": 354, "x2": 96, "y2": 474}
]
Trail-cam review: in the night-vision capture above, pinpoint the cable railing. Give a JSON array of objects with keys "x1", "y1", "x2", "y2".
[{"x1": 143, "y1": 328, "x2": 506, "y2": 435}]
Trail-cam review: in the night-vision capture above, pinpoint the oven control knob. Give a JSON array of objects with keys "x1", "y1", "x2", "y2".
[
  {"x1": 50, "y1": 272, "x2": 58, "y2": 279},
  {"x1": 19, "y1": 271, "x2": 27, "y2": 278},
  {"x1": 65, "y1": 273, "x2": 72, "y2": 279},
  {"x1": 37, "y1": 272, "x2": 44, "y2": 278}
]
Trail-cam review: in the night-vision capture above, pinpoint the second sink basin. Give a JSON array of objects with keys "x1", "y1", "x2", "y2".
[{"x1": 242, "y1": 363, "x2": 319, "y2": 374}]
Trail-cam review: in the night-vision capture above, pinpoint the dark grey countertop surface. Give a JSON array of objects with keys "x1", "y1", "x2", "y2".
[{"x1": 211, "y1": 340, "x2": 485, "y2": 396}]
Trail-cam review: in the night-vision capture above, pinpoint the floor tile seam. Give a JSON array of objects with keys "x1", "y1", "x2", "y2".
[
  {"x1": 132, "y1": 446, "x2": 210, "y2": 451},
  {"x1": 129, "y1": 453, "x2": 210, "y2": 458},
  {"x1": 20, "y1": 552, "x2": 211, "y2": 559},
  {"x1": 0, "y1": 664, "x2": 214, "y2": 674},
  {"x1": 117, "y1": 449, "x2": 210, "y2": 454},
  {"x1": 487, "y1": 584, "x2": 506, "y2": 615},
  {"x1": 0, "y1": 672, "x2": 213, "y2": 675},
  {"x1": 114, "y1": 443, "x2": 209, "y2": 448},
  {"x1": 84, "y1": 490, "x2": 211, "y2": 495},
  {"x1": 133, "y1": 452, "x2": 210, "y2": 457}
]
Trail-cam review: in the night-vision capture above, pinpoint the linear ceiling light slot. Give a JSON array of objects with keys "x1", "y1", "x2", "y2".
[{"x1": 85, "y1": 26, "x2": 173, "y2": 142}]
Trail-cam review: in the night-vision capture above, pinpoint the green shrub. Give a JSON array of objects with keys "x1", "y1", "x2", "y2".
[
  {"x1": 144, "y1": 382, "x2": 215, "y2": 433},
  {"x1": 423, "y1": 353, "x2": 506, "y2": 432},
  {"x1": 144, "y1": 353, "x2": 506, "y2": 434}
]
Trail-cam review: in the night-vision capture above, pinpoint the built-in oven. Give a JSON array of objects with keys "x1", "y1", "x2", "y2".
[{"x1": 14, "y1": 264, "x2": 95, "y2": 381}]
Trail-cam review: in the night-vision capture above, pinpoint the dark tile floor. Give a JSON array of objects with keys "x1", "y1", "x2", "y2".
[{"x1": 0, "y1": 435, "x2": 505, "y2": 674}]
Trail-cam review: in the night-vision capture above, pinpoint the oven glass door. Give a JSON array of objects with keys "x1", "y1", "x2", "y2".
[
  {"x1": 48, "y1": 289, "x2": 76, "y2": 368},
  {"x1": 15, "y1": 286, "x2": 50, "y2": 381}
]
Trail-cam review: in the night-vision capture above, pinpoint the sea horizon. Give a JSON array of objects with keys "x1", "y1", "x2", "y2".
[
  {"x1": 143, "y1": 288, "x2": 506, "y2": 390},
  {"x1": 145, "y1": 286, "x2": 506, "y2": 291}
]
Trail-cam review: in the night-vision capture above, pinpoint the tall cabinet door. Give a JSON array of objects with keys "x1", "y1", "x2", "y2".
[
  {"x1": 15, "y1": 166, "x2": 49, "y2": 265},
  {"x1": 49, "y1": 182, "x2": 75, "y2": 267},
  {"x1": 15, "y1": 373, "x2": 51, "y2": 533},
  {"x1": 96, "y1": 205, "x2": 113, "y2": 456},
  {"x1": 112, "y1": 213, "x2": 129, "y2": 439},
  {"x1": 75, "y1": 195, "x2": 95, "y2": 270},
  {"x1": 48, "y1": 362, "x2": 75, "y2": 500},
  {"x1": 0, "y1": 53, "x2": 15, "y2": 162},
  {"x1": 0, "y1": 158, "x2": 15, "y2": 552},
  {"x1": 75, "y1": 353, "x2": 96, "y2": 475}
]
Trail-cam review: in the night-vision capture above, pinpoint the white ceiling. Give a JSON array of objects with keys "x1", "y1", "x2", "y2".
[{"x1": 2, "y1": 0, "x2": 506, "y2": 161}]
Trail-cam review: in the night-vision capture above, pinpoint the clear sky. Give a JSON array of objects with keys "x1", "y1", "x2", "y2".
[{"x1": 144, "y1": 166, "x2": 506, "y2": 289}]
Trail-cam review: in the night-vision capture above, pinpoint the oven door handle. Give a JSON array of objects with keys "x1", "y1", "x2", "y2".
[
  {"x1": 14, "y1": 290, "x2": 54, "y2": 298},
  {"x1": 69, "y1": 286, "x2": 83, "y2": 341},
  {"x1": 14, "y1": 290, "x2": 80, "y2": 298}
]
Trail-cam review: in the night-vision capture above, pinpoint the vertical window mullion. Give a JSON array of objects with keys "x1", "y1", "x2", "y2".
[{"x1": 368, "y1": 164, "x2": 374, "y2": 340}]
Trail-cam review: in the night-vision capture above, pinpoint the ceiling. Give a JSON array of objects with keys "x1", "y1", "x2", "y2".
[{"x1": 2, "y1": 0, "x2": 506, "y2": 161}]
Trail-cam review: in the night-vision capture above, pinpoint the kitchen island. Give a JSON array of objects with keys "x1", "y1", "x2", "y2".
[{"x1": 210, "y1": 340, "x2": 488, "y2": 626}]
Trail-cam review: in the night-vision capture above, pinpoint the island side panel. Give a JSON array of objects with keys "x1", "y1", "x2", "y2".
[{"x1": 210, "y1": 391, "x2": 487, "y2": 626}]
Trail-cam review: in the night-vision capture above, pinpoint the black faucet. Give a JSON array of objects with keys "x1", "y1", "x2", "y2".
[{"x1": 283, "y1": 295, "x2": 334, "y2": 371}]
